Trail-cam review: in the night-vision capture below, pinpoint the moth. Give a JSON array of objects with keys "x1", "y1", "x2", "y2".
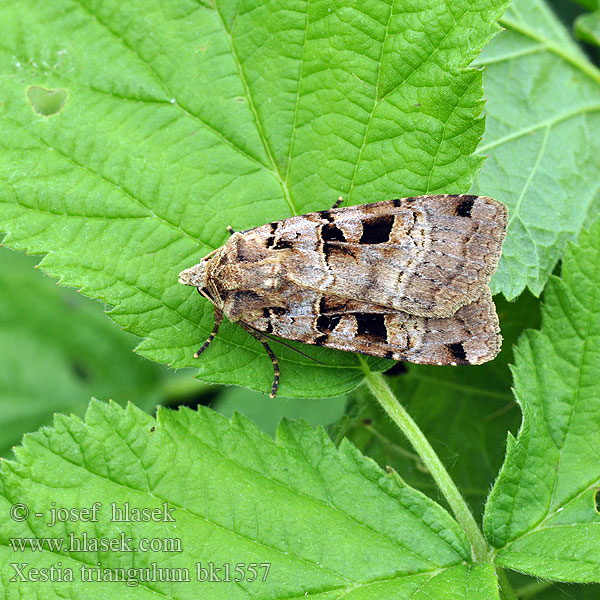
[{"x1": 179, "y1": 195, "x2": 508, "y2": 397}]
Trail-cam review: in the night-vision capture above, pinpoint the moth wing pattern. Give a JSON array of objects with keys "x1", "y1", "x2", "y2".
[
  {"x1": 246, "y1": 286, "x2": 501, "y2": 366},
  {"x1": 240, "y1": 195, "x2": 507, "y2": 318},
  {"x1": 179, "y1": 194, "x2": 508, "y2": 395}
]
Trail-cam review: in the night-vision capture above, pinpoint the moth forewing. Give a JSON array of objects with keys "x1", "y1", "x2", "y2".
[
  {"x1": 248, "y1": 287, "x2": 501, "y2": 366},
  {"x1": 179, "y1": 194, "x2": 508, "y2": 396},
  {"x1": 237, "y1": 194, "x2": 507, "y2": 318}
]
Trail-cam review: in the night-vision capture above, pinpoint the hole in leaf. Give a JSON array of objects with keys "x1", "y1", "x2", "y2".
[
  {"x1": 595, "y1": 489, "x2": 600, "y2": 514},
  {"x1": 27, "y1": 85, "x2": 68, "y2": 116}
]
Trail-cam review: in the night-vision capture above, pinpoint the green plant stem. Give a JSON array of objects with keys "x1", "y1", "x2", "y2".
[
  {"x1": 360, "y1": 360, "x2": 490, "y2": 562},
  {"x1": 514, "y1": 580, "x2": 553, "y2": 599},
  {"x1": 497, "y1": 568, "x2": 519, "y2": 600}
]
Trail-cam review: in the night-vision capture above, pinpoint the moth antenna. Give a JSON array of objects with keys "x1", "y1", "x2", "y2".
[
  {"x1": 226, "y1": 226, "x2": 235, "y2": 235},
  {"x1": 242, "y1": 322, "x2": 325, "y2": 365},
  {"x1": 256, "y1": 330, "x2": 326, "y2": 365},
  {"x1": 331, "y1": 196, "x2": 344, "y2": 209},
  {"x1": 194, "y1": 307, "x2": 223, "y2": 359},
  {"x1": 197, "y1": 286, "x2": 219, "y2": 306}
]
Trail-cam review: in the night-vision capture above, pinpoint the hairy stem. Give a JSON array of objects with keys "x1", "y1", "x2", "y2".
[
  {"x1": 497, "y1": 568, "x2": 519, "y2": 600},
  {"x1": 360, "y1": 360, "x2": 490, "y2": 562},
  {"x1": 514, "y1": 579, "x2": 553, "y2": 599}
]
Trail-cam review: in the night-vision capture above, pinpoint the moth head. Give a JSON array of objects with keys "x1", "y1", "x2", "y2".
[
  {"x1": 179, "y1": 248, "x2": 227, "y2": 309},
  {"x1": 178, "y1": 262, "x2": 209, "y2": 288},
  {"x1": 179, "y1": 246, "x2": 224, "y2": 288}
]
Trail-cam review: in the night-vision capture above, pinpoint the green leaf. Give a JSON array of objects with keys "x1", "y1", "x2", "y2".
[
  {"x1": 575, "y1": 9, "x2": 600, "y2": 45},
  {"x1": 471, "y1": 0, "x2": 600, "y2": 299},
  {"x1": 0, "y1": 400, "x2": 500, "y2": 598},
  {"x1": 516, "y1": 580, "x2": 600, "y2": 599},
  {"x1": 340, "y1": 292, "x2": 540, "y2": 521},
  {"x1": 0, "y1": 247, "x2": 165, "y2": 458},
  {"x1": 0, "y1": 0, "x2": 508, "y2": 396},
  {"x1": 571, "y1": 0, "x2": 600, "y2": 11},
  {"x1": 484, "y1": 219, "x2": 600, "y2": 583},
  {"x1": 213, "y1": 387, "x2": 348, "y2": 437},
  {"x1": 506, "y1": 570, "x2": 600, "y2": 598}
]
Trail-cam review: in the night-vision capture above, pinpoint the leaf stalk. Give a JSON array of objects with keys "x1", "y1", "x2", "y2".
[{"x1": 359, "y1": 360, "x2": 491, "y2": 563}]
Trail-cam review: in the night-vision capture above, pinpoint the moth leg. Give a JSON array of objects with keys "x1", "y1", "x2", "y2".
[
  {"x1": 240, "y1": 323, "x2": 280, "y2": 398},
  {"x1": 194, "y1": 306, "x2": 223, "y2": 359},
  {"x1": 226, "y1": 226, "x2": 235, "y2": 235},
  {"x1": 331, "y1": 196, "x2": 344, "y2": 209}
]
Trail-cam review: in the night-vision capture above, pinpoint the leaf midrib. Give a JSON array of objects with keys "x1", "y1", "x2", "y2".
[
  {"x1": 214, "y1": 0, "x2": 299, "y2": 216},
  {"x1": 499, "y1": 14, "x2": 600, "y2": 85},
  {"x1": 478, "y1": 104, "x2": 600, "y2": 154},
  {"x1": 70, "y1": 0, "x2": 275, "y2": 176}
]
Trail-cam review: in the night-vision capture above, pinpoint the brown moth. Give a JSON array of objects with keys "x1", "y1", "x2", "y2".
[{"x1": 179, "y1": 195, "x2": 508, "y2": 397}]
